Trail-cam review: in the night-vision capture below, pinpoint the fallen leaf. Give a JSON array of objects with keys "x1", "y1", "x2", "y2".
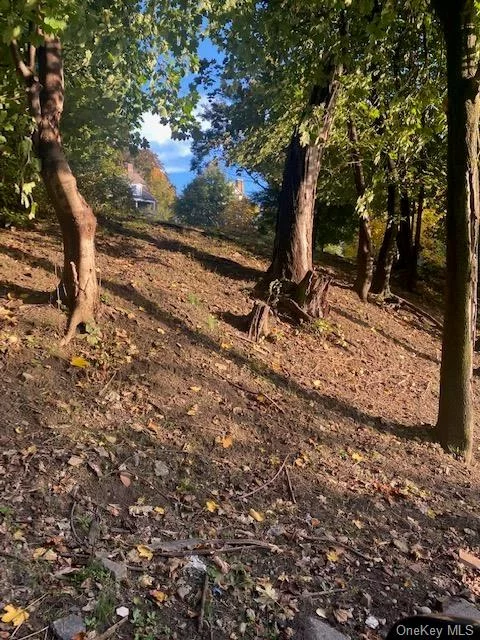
[
  {"x1": 326, "y1": 549, "x2": 342, "y2": 563},
  {"x1": 216, "y1": 434, "x2": 233, "y2": 448},
  {"x1": 190, "y1": 385, "x2": 202, "y2": 392},
  {"x1": 150, "y1": 590, "x2": 168, "y2": 604},
  {"x1": 315, "y1": 608, "x2": 327, "y2": 619},
  {"x1": 136, "y1": 545, "x2": 153, "y2": 561},
  {"x1": 68, "y1": 455, "x2": 84, "y2": 467},
  {"x1": 70, "y1": 356, "x2": 90, "y2": 368},
  {"x1": 350, "y1": 451, "x2": 364, "y2": 463},
  {"x1": 187, "y1": 404, "x2": 198, "y2": 416},
  {"x1": 334, "y1": 608, "x2": 353, "y2": 624},
  {"x1": 312, "y1": 380, "x2": 321, "y2": 388},
  {"x1": 154, "y1": 506, "x2": 165, "y2": 515},
  {"x1": 352, "y1": 519, "x2": 364, "y2": 529},
  {"x1": 206, "y1": 500, "x2": 218, "y2": 513},
  {"x1": 119, "y1": 472, "x2": 132, "y2": 487},
  {"x1": 1, "y1": 604, "x2": 29, "y2": 627},
  {"x1": 33, "y1": 547, "x2": 47, "y2": 560},
  {"x1": 249, "y1": 509, "x2": 265, "y2": 522},
  {"x1": 459, "y1": 549, "x2": 480, "y2": 571}
]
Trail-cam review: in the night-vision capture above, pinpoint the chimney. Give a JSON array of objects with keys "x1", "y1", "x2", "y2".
[
  {"x1": 125, "y1": 162, "x2": 134, "y2": 177},
  {"x1": 234, "y1": 179, "x2": 245, "y2": 198}
]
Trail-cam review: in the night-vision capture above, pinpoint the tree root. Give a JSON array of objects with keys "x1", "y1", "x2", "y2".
[{"x1": 247, "y1": 269, "x2": 332, "y2": 341}]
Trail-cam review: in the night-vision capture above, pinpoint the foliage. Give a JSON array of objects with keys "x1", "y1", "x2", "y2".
[
  {"x1": 175, "y1": 163, "x2": 234, "y2": 228},
  {"x1": 222, "y1": 197, "x2": 258, "y2": 233},
  {"x1": 129, "y1": 149, "x2": 176, "y2": 221}
]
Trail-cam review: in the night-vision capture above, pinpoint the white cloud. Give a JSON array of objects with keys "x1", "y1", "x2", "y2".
[{"x1": 139, "y1": 113, "x2": 173, "y2": 145}]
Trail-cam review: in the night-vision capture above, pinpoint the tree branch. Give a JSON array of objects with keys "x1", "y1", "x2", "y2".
[{"x1": 10, "y1": 40, "x2": 33, "y2": 81}]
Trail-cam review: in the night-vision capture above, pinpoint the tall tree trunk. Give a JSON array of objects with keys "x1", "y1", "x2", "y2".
[
  {"x1": 434, "y1": 0, "x2": 480, "y2": 463},
  {"x1": 396, "y1": 193, "x2": 414, "y2": 274},
  {"x1": 264, "y1": 64, "x2": 342, "y2": 286},
  {"x1": 11, "y1": 36, "x2": 98, "y2": 343},
  {"x1": 407, "y1": 184, "x2": 424, "y2": 290},
  {"x1": 347, "y1": 120, "x2": 373, "y2": 302},
  {"x1": 371, "y1": 157, "x2": 399, "y2": 297}
]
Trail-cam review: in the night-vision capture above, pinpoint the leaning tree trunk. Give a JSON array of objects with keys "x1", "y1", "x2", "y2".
[
  {"x1": 434, "y1": 0, "x2": 480, "y2": 463},
  {"x1": 407, "y1": 184, "x2": 424, "y2": 291},
  {"x1": 11, "y1": 36, "x2": 98, "y2": 343},
  {"x1": 262, "y1": 64, "x2": 342, "y2": 288},
  {"x1": 347, "y1": 120, "x2": 373, "y2": 302}
]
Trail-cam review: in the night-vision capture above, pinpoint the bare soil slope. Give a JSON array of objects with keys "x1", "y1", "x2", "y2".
[{"x1": 0, "y1": 221, "x2": 478, "y2": 640}]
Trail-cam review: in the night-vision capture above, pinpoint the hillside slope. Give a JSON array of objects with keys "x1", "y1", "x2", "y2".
[{"x1": 0, "y1": 221, "x2": 478, "y2": 639}]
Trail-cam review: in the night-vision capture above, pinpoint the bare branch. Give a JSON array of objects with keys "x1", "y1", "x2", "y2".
[{"x1": 10, "y1": 40, "x2": 33, "y2": 81}]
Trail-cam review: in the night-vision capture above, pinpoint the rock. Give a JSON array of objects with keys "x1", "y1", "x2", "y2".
[
  {"x1": 51, "y1": 614, "x2": 86, "y2": 640},
  {"x1": 21, "y1": 372, "x2": 34, "y2": 382},
  {"x1": 442, "y1": 598, "x2": 480, "y2": 621},
  {"x1": 116, "y1": 606, "x2": 129, "y2": 618},
  {"x1": 154, "y1": 460, "x2": 169, "y2": 477},
  {"x1": 95, "y1": 552, "x2": 128, "y2": 581},
  {"x1": 296, "y1": 617, "x2": 350, "y2": 639},
  {"x1": 365, "y1": 615, "x2": 379, "y2": 630},
  {"x1": 416, "y1": 606, "x2": 432, "y2": 615}
]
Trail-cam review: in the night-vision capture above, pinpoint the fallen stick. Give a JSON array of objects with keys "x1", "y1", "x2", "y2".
[
  {"x1": 236, "y1": 455, "x2": 290, "y2": 500},
  {"x1": 96, "y1": 617, "x2": 128, "y2": 640},
  {"x1": 17, "y1": 627, "x2": 49, "y2": 640},
  {"x1": 285, "y1": 465, "x2": 297, "y2": 504},
  {"x1": 198, "y1": 573, "x2": 209, "y2": 632},
  {"x1": 302, "y1": 587, "x2": 347, "y2": 598},
  {"x1": 216, "y1": 372, "x2": 285, "y2": 414}
]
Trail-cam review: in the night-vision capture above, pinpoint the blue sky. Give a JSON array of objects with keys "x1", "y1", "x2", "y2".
[{"x1": 139, "y1": 38, "x2": 261, "y2": 196}]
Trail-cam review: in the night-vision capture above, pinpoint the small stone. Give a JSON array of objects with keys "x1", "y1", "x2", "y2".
[
  {"x1": 95, "y1": 552, "x2": 128, "y2": 581},
  {"x1": 416, "y1": 606, "x2": 432, "y2": 615},
  {"x1": 21, "y1": 372, "x2": 34, "y2": 381},
  {"x1": 116, "y1": 606, "x2": 129, "y2": 618},
  {"x1": 51, "y1": 614, "x2": 86, "y2": 640},
  {"x1": 154, "y1": 460, "x2": 169, "y2": 477},
  {"x1": 365, "y1": 615, "x2": 379, "y2": 630}
]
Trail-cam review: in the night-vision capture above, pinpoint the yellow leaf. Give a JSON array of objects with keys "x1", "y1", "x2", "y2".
[
  {"x1": 13, "y1": 529, "x2": 25, "y2": 541},
  {"x1": 220, "y1": 342, "x2": 232, "y2": 350},
  {"x1": 249, "y1": 509, "x2": 265, "y2": 522},
  {"x1": 190, "y1": 385, "x2": 202, "y2": 392},
  {"x1": 137, "y1": 545, "x2": 153, "y2": 561},
  {"x1": 43, "y1": 549, "x2": 58, "y2": 561},
  {"x1": 350, "y1": 452, "x2": 364, "y2": 463},
  {"x1": 1, "y1": 604, "x2": 30, "y2": 627},
  {"x1": 326, "y1": 549, "x2": 340, "y2": 562},
  {"x1": 33, "y1": 547, "x2": 47, "y2": 559},
  {"x1": 70, "y1": 356, "x2": 90, "y2": 368},
  {"x1": 154, "y1": 506, "x2": 165, "y2": 515},
  {"x1": 352, "y1": 519, "x2": 364, "y2": 529},
  {"x1": 256, "y1": 394, "x2": 266, "y2": 403},
  {"x1": 187, "y1": 404, "x2": 198, "y2": 416},
  {"x1": 312, "y1": 380, "x2": 321, "y2": 388},
  {"x1": 216, "y1": 434, "x2": 233, "y2": 448},
  {"x1": 206, "y1": 500, "x2": 218, "y2": 513},
  {"x1": 150, "y1": 590, "x2": 168, "y2": 603}
]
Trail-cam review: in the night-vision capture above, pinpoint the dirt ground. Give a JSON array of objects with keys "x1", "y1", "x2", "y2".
[{"x1": 0, "y1": 220, "x2": 478, "y2": 640}]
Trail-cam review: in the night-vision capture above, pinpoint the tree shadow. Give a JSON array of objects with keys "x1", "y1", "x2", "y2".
[
  {"x1": 333, "y1": 306, "x2": 439, "y2": 365},
  {"x1": 101, "y1": 277, "x2": 432, "y2": 444},
  {"x1": 0, "y1": 281, "x2": 52, "y2": 304},
  {"x1": 97, "y1": 218, "x2": 263, "y2": 282}
]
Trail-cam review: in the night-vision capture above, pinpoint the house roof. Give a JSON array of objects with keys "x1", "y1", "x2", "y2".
[{"x1": 135, "y1": 187, "x2": 156, "y2": 203}]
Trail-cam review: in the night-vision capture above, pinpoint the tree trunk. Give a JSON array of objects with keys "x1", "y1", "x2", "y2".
[
  {"x1": 434, "y1": 0, "x2": 480, "y2": 463},
  {"x1": 407, "y1": 185, "x2": 424, "y2": 290},
  {"x1": 347, "y1": 120, "x2": 373, "y2": 302},
  {"x1": 396, "y1": 193, "x2": 414, "y2": 274},
  {"x1": 12, "y1": 37, "x2": 98, "y2": 343},
  {"x1": 263, "y1": 65, "x2": 342, "y2": 287},
  {"x1": 371, "y1": 157, "x2": 399, "y2": 297}
]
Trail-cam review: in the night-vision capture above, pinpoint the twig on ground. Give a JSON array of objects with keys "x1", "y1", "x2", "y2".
[
  {"x1": 70, "y1": 487, "x2": 85, "y2": 548},
  {"x1": 98, "y1": 371, "x2": 117, "y2": 397},
  {"x1": 198, "y1": 573, "x2": 209, "y2": 632},
  {"x1": 236, "y1": 455, "x2": 290, "y2": 500},
  {"x1": 303, "y1": 535, "x2": 373, "y2": 562},
  {"x1": 96, "y1": 617, "x2": 128, "y2": 640},
  {"x1": 216, "y1": 372, "x2": 285, "y2": 414},
  {"x1": 285, "y1": 465, "x2": 297, "y2": 504},
  {"x1": 303, "y1": 587, "x2": 347, "y2": 598},
  {"x1": 17, "y1": 627, "x2": 49, "y2": 640}
]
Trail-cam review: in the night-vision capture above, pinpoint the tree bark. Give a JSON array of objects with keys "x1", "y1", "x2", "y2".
[
  {"x1": 263, "y1": 64, "x2": 342, "y2": 287},
  {"x1": 347, "y1": 120, "x2": 373, "y2": 302},
  {"x1": 371, "y1": 157, "x2": 399, "y2": 297},
  {"x1": 11, "y1": 36, "x2": 98, "y2": 343},
  {"x1": 396, "y1": 193, "x2": 414, "y2": 274},
  {"x1": 407, "y1": 185, "x2": 424, "y2": 290},
  {"x1": 434, "y1": 0, "x2": 480, "y2": 463}
]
